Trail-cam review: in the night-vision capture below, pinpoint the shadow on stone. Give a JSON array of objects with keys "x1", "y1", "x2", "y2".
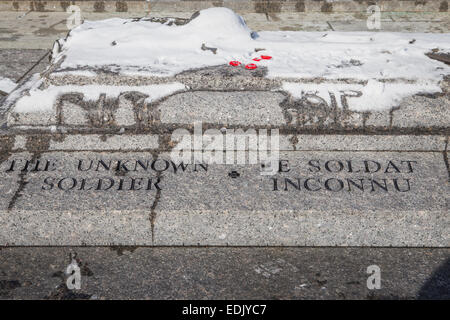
[{"x1": 418, "y1": 258, "x2": 450, "y2": 300}]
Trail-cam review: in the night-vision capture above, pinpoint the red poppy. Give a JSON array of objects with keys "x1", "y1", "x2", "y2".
[
  {"x1": 229, "y1": 61, "x2": 241, "y2": 66},
  {"x1": 245, "y1": 63, "x2": 258, "y2": 70},
  {"x1": 261, "y1": 55, "x2": 272, "y2": 60},
  {"x1": 252, "y1": 58, "x2": 261, "y2": 61}
]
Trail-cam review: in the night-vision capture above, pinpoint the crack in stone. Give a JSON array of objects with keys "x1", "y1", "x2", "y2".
[
  {"x1": 3, "y1": 124, "x2": 450, "y2": 138},
  {"x1": 0, "y1": 136, "x2": 15, "y2": 167},
  {"x1": 109, "y1": 246, "x2": 138, "y2": 256},
  {"x1": 7, "y1": 135, "x2": 51, "y2": 210},
  {"x1": 147, "y1": 134, "x2": 177, "y2": 245},
  {"x1": 389, "y1": 106, "x2": 400, "y2": 129},
  {"x1": 149, "y1": 171, "x2": 162, "y2": 245},
  {"x1": 289, "y1": 135, "x2": 299, "y2": 150},
  {"x1": 443, "y1": 137, "x2": 449, "y2": 181},
  {"x1": 7, "y1": 155, "x2": 33, "y2": 211}
]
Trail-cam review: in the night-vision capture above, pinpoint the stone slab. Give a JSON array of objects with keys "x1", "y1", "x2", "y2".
[
  {"x1": 0, "y1": 151, "x2": 160, "y2": 245},
  {"x1": 6, "y1": 87, "x2": 449, "y2": 133},
  {"x1": 48, "y1": 134, "x2": 160, "y2": 151},
  {"x1": 2, "y1": 12, "x2": 448, "y2": 132},
  {"x1": 154, "y1": 151, "x2": 449, "y2": 246},
  {"x1": 0, "y1": 210, "x2": 153, "y2": 245},
  {"x1": 0, "y1": 1, "x2": 448, "y2": 13},
  {"x1": 0, "y1": 149, "x2": 447, "y2": 246},
  {"x1": 7, "y1": 106, "x2": 57, "y2": 127},
  {"x1": 0, "y1": 247, "x2": 448, "y2": 299},
  {"x1": 392, "y1": 95, "x2": 450, "y2": 129}
]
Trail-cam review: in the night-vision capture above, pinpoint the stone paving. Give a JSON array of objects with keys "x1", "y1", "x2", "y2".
[
  {"x1": 0, "y1": 10, "x2": 449, "y2": 49},
  {"x1": 0, "y1": 5, "x2": 448, "y2": 299},
  {"x1": 1, "y1": 0, "x2": 449, "y2": 14}
]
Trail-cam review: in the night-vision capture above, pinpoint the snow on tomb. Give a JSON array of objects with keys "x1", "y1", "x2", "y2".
[{"x1": 1, "y1": 7, "x2": 448, "y2": 130}]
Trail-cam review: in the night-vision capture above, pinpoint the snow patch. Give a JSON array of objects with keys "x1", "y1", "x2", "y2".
[
  {"x1": 14, "y1": 82, "x2": 186, "y2": 113},
  {"x1": 282, "y1": 80, "x2": 442, "y2": 111},
  {"x1": 54, "y1": 7, "x2": 450, "y2": 83},
  {"x1": 1, "y1": 74, "x2": 42, "y2": 114},
  {"x1": 51, "y1": 70, "x2": 98, "y2": 77},
  {"x1": 0, "y1": 77, "x2": 17, "y2": 93}
]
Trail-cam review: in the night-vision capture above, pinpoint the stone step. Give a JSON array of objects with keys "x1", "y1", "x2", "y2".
[
  {"x1": 4, "y1": 81, "x2": 450, "y2": 133},
  {"x1": 0, "y1": 134, "x2": 448, "y2": 246},
  {"x1": 1, "y1": 12, "x2": 448, "y2": 51},
  {"x1": 4, "y1": 62, "x2": 450, "y2": 132},
  {"x1": 3, "y1": 9, "x2": 448, "y2": 132},
  {"x1": 0, "y1": 9, "x2": 448, "y2": 249},
  {"x1": 0, "y1": 0, "x2": 448, "y2": 13}
]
